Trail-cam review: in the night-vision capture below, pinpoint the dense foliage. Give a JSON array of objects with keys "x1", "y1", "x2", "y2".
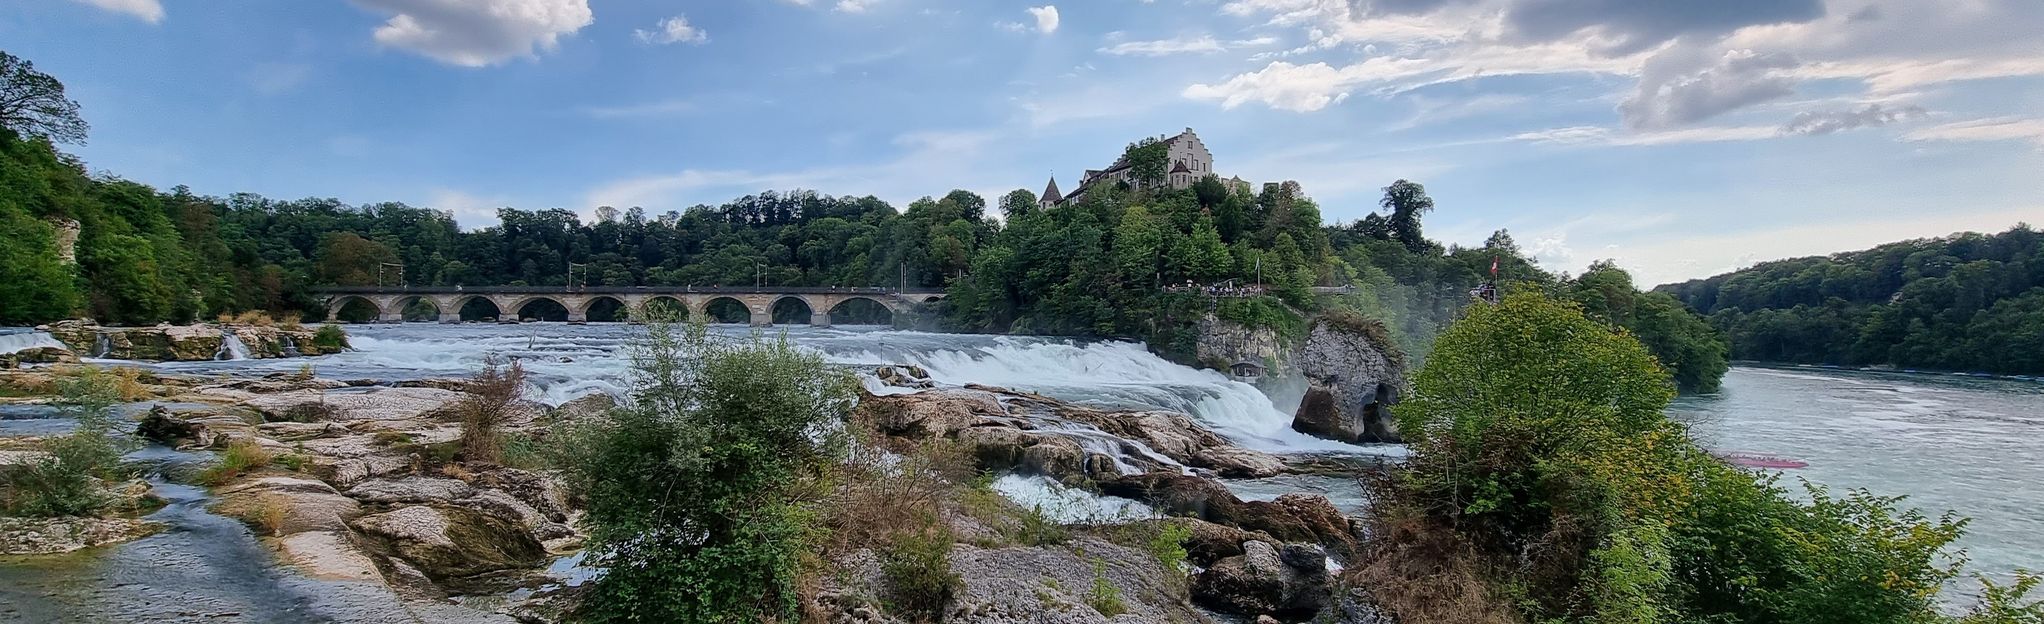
[
  {"x1": 558, "y1": 321, "x2": 855, "y2": 622},
  {"x1": 1659, "y1": 225, "x2": 2044, "y2": 374},
  {"x1": 1364, "y1": 292, "x2": 2035, "y2": 624}
]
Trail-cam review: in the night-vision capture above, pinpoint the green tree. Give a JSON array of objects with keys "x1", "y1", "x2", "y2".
[
  {"x1": 0, "y1": 51, "x2": 89, "y2": 145},
  {"x1": 561, "y1": 322, "x2": 856, "y2": 622},
  {"x1": 1379, "y1": 179, "x2": 1434, "y2": 252}
]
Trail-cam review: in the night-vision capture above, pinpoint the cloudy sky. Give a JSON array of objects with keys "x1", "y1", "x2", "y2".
[{"x1": 6, "y1": 0, "x2": 2040, "y2": 285}]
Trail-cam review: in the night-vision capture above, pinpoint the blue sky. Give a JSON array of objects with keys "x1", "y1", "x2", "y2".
[{"x1": 5, "y1": 0, "x2": 2040, "y2": 286}]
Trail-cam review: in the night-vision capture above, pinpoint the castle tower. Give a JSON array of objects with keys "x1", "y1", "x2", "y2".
[{"x1": 1039, "y1": 176, "x2": 1063, "y2": 210}]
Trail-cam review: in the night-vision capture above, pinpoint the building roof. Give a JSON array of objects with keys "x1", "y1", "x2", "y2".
[
  {"x1": 1171, "y1": 161, "x2": 1191, "y2": 174},
  {"x1": 1041, "y1": 176, "x2": 1061, "y2": 201}
]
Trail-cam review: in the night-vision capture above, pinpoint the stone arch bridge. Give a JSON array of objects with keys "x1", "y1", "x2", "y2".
[{"x1": 315, "y1": 286, "x2": 944, "y2": 327}]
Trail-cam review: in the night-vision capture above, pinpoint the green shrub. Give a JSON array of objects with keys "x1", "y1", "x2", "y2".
[
  {"x1": 1145, "y1": 521, "x2": 1192, "y2": 576},
  {"x1": 560, "y1": 321, "x2": 855, "y2": 623},
  {"x1": 311, "y1": 324, "x2": 349, "y2": 351},
  {"x1": 1956, "y1": 572, "x2": 2044, "y2": 624},
  {"x1": 457, "y1": 356, "x2": 525, "y2": 463},
  {"x1": 1085, "y1": 559, "x2": 1126, "y2": 618},
  {"x1": 879, "y1": 522, "x2": 961, "y2": 619},
  {"x1": 370, "y1": 430, "x2": 413, "y2": 446},
  {"x1": 1013, "y1": 503, "x2": 1070, "y2": 547},
  {"x1": 2, "y1": 366, "x2": 135, "y2": 517}
]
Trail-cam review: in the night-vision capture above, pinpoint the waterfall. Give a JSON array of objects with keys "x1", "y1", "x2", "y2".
[
  {"x1": 279, "y1": 335, "x2": 301, "y2": 357},
  {"x1": 0, "y1": 331, "x2": 68, "y2": 356},
  {"x1": 216, "y1": 331, "x2": 251, "y2": 361},
  {"x1": 92, "y1": 332, "x2": 112, "y2": 358}
]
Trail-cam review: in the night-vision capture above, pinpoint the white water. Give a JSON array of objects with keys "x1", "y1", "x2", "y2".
[
  {"x1": 991, "y1": 473, "x2": 1158, "y2": 524},
  {"x1": 134, "y1": 324, "x2": 1377, "y2": 456},
  {"x1": 215, "y1": 331, "x2": 251, "y2": 361},
  {"x1": 0, "y1": 330, "x2": 67, "y2": 355}
]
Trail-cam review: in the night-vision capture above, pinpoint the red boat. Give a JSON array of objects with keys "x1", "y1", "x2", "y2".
[{"x1": 1715, "y1": 452, "x2": 1809, "y2": 469}]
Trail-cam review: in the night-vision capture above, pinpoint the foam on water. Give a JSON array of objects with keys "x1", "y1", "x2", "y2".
[
  {"x1": 122, "y1": 324, "x2": 1370, "y2": 455},
  {"x1": 991, "y1": 473, "x2": 1157, "y2": 524},
  {"x1": 0, "y1": 330, "x2": 66, "y2": 355}
]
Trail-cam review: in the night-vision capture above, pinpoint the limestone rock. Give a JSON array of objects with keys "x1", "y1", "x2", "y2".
[
  {"x1": 276, "y1": 530, "x2": 387, "y2": 582},
  {"x1": 352, "y1": 505, "x2": 546, "y2": 579},
  {"x1": 213, "y1": 476, "x2": 364, "y2": 535},
  {"x1": 0, "y1": 516, "x2": 161, "y2": 555},
  {"x1": 218, "y1": 386, "x2": 467, "y2": 423},
  {"x1": 345, "y1": 477, "x2": 476, "y2": 504},
  {"x1": 1195, "y1": 314, "x2": 1289, "y2": 379},
  {"x1": 1289, "y1": 317, "x2": 1405, "y2": 444},
  {"x1": 1191, "y1": 540, "x2": 1332, "y2": 618},
  {"x1": 136, "y1": 405, "x2": 258, "y2": 450}
]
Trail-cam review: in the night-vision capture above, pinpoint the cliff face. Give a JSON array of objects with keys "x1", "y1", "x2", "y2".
[
  {"x1": 1194, "y1": 314, "x2": 1290, "y2": 381},
  {"x1": 1288, "y1": 316, "x2": 1406, "y2": 444}
]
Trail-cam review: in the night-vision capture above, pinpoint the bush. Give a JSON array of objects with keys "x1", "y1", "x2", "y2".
[
  {"x1": 879, "y1": 520, "x2": 960, "y2": 619},
  {"x1": 1145, "y1": 521, "x2": 1192, "y2": 576},
  {"x1": 197, "y1": 439, "x2": 273, "y2": 486},
  {"x1": 457, "y1": 356, "x2": 525, "y2": 463},
  {"x1": 1367, "y1": 292, "x2": 1978, "y2": 624},
  {"x1": 1, "y1": 366, "x2": 134, "y2": 517},
  {"x1": 560, "y1": 321, "x2": 856, "y2": 623},
  {"x1": 311, "y1": 324, "x2": 348, "y2": 351}
]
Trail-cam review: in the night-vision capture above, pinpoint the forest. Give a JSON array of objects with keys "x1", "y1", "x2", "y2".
[
  {"x1": 1658, "y1": 225, "x2": 2044, "y2": 375},
  {"x1": 0, "y1": 48, "x2": 1726, "y2": 391}
]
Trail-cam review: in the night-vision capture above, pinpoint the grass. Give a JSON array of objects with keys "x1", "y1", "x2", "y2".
[
  {"x1": 370, "y1": 430, "x2": 414, "y2": 446},
  {"x1": 878, "y1": 519, "x2": 961, "y2": 620},
  {"x1": 254, "y1": 493, "x2": 289, "y2": 537},
  {"x1": 217, "y1": 310, "x2": 277, "y2": 326},
  {"x1": 1085, "y1": 559, "x2": 1127, "y2": 618},
  {"x1": 197, "y1": 439, "x2": 274, "y2": 486}
]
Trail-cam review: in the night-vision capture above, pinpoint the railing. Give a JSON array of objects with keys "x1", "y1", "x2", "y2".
[{"x1": 314, "y1": 285, "x2": 947, "y2": 295}]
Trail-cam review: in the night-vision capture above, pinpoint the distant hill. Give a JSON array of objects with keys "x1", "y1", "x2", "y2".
[{"x1": 1656, "y1": 225, "x2": 2044, "y2": 375}]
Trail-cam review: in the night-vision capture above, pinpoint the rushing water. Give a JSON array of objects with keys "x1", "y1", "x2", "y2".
[
  {"x1": 11, "y1": 324, "x2": 2040, "y2": 609},
  {"x1": 1673, "y1": 366, "x2": 2044, "y2": 593}
]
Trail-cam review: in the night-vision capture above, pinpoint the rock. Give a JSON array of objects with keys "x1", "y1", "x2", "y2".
[
  {"x1": 819, "y1": 536, "x2": 1201, "y2": 624},
  {"x1": 0, "y1": 517, "x2": 161, "y2": 555},
  {"x1": 136, "y1": 405, "x2": 258, "y2": 450},
  {"x1": 214, "y1": 476, "x2": 364, "y2": 535},
  {"x1": 345, "y1": 477, "x2": 476, "y2": 504},
  {"x1": 1290, "y1": 316, "x2": 1405, "y2": 444},
  {"x1": 352, "y1": 505, "x2": 546, "y2": 579},
  {"x1": 215, "y1": 386, "x2": 467, "y2": 423},
  {"x1": 464, "y1": 467, "x2": 575, "y2": 523},
  {"x1": 42, "y1": 321, "x2": 331, "y2": 362},
  {"x1": 857, "y1": 387, "x2": 1007, "y2": 438},
  {"x1": 1195, "y1": 314, "x2": 1290, "y2": 380},
  {"x1": 551, "y1": 392, "x2": 616, "y2": 424},
  {"x1": 1191, "y1": 540, "x2": 1332, "y2": 618},
  {"x1": 1057, "y1": 407, "x2": 1285, "y2": 478},
  {"x1": 1099, "y1": 474, "x2": 1357, "y2": 556},
  {"x1": 275, "y1": 530, "x2": 387, "y2": 582}
]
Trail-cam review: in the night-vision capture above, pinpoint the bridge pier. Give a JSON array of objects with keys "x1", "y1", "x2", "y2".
[
  {"x1": 810, "y1": 312, "x2": 832, "y2": 328},
  {"x1": 438, "y1": 311, "x2": 462, "y2": 324},
  {"x1": 750, "y1": 306, "x2": 772, "y2": 327},
  {"x1": 378, "y1": 311, "x2": 404, "y2": 323},
  {"x1": 566, "y1": 310, "x2": 587, "y2": 323}
]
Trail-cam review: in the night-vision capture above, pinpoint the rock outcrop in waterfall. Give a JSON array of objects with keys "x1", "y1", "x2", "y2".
[{"x1": 1287, "y1": 313, "x2": 1406, "y2": 444}]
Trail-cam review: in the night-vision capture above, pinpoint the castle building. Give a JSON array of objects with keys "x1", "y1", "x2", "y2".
[{"x1": 1038, "y1": 128, "x2": 1251, "y2": 210}]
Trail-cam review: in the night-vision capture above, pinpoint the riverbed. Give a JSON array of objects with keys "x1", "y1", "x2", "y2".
[{"x1": 6, "y1": 323, "x2": 2040, "y2": 616}]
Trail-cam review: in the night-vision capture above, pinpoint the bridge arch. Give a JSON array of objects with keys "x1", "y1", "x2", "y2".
[
  {"x1": 827, "y1": 296, "x2": 897, "y2": 325},
  {"x1": 581, "y1": 296, "x2": 629, "y2": 323},
  {"x1": 328, "y1": 296, "x2": 385, "y2": 323},
  {"x1": 507, "y1": 296, "x2": 570, "y2": 322},
  {"x1": 701, "y1": 296, "x2": 753, "y2": 325},
  {"x1": 770, "y1": 296, "x2": 816, "y2": 325},
  {"x1": 639, "y1": 296, "x2": 688, "y2": 322},
  {"x1": 451, "y1": 295, "x2": 503, "y2": 322},
  {"x1": 394, "y1": 296, "x2": 441, "y2": 322}
]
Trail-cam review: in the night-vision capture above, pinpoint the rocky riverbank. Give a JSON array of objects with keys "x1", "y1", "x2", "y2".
[
  {"x1": 32, "y1": 320, "x2": 345, "y2": 363},
  {"x1": 3, "y1": 361, "x2": 1390, "y2": 623}
]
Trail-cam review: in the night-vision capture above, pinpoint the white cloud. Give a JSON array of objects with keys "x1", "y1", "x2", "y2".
[
  {"x1": 835, "y1": 0, "x2": 876, "y2": 14},
  {"x1": 352, "y1": 0, "x2": 594, "y2": 67},
  {"x1": 70, "y1": 0, "x2": 162, "y2": 23},
  {"x1": 634, "y1": 15, "x2": 707, "y2": 45},
  {"x1": 1904, "y1": 117, "x2": 2044, "y2": 148},
  {"x1": 427, "y1": 188, "x2": 514, "y2": 229},
  {"x1": 1027, "y1": 6, "x2": 1060, "y2": 34},
  {"x1": 1101, "y1": 35, "x2": 1225, "y2": 56},
  {"x1": 1512, "y1": 124, "x2": 1777, "y2": 146},
  {"x1": 1619, "y1": 47, "x2": 1799, "y2": 130},
  {"x1": 581, "y1": 99, "x2": 696, "y2": 119}
]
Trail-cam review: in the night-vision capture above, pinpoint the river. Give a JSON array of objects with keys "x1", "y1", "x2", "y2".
[{"x1": 6, "y1": 324, "x2": 2040, "y2": 615}]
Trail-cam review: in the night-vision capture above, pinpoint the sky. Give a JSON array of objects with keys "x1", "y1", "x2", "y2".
[{"x1": 4, "y1": 0, "x2": 2041, "y2": 286}]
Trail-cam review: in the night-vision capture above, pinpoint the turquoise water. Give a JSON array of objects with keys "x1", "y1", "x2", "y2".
[{"x1": 1672, "y1": 366, "x2": 2044, "y2": 596}]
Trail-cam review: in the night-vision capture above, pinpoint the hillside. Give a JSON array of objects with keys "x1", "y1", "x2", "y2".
[{"x1": 1656, "y1": 225, "x2": 2044, "y2": 374}]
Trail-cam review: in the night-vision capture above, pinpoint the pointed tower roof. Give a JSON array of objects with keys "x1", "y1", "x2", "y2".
[{"x1": 1042, "y1": 176, "x2": 1062, "y2": 201}]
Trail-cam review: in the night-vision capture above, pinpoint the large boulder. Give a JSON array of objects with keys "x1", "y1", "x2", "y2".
[
  {"x1": 1195, "y1": 314, "x2": 1290, "y2": 381},
  {"x1": 1099, "y1": 474, "x2": 1357, "y2": 556},
  {"x1": 1289, "y1": 316, "x2": 1405, "y2": 444},
  {"x1": 136, "y1": 405, "x2": 258, "y2": 450},
  {"x1": 1191, "y1": 540, "x2": 1333, "y2": 618},
  {"x1": 345, "y1": 477, "x2": 476, "y2": 505},
  {"x1": 352, "y1": 505, "x2": 546, "y2": 579},
  {"x1": 212, "y1": 386, "x2": 468, "y2": 423},
  {"x1": 0, "y1": 517, "x2": 161, "y2": 555},
  {"x1": 213, "y1": 476, "x2": 365, "y2": 535}
]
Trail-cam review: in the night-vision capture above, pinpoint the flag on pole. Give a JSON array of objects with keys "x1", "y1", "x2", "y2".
[{"x1": 1490, "y1": 256, "x2": 1500, "y2": 277}]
